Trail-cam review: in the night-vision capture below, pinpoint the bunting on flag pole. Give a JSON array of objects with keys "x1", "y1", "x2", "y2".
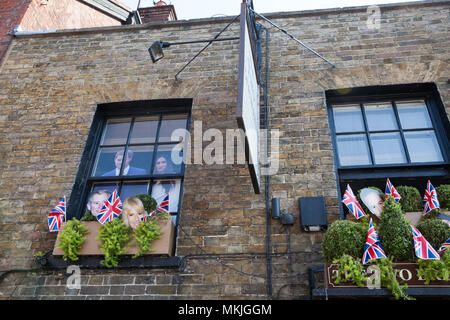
[
  {"x1": 48, "y1": 196, "x2": 66, "y2": 232},
  {"x1": 342, "y1": 184, "x2": 366, "y2": 219},
  {"x1": 362, "y1": 218, "x2": 386, "y2": 264},
  {"x1": 385, "y1": 178, "x2": 401, "y2": 203},
  {"x1": 423, "y1": 180, "x2": 440, "y2": 215},
  {"x1": 411, "y1": 225, "x2": 440, "y2": 260}
]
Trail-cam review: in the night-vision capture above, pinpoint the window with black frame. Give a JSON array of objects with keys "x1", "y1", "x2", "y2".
[
  {"x1": 331, "y1": 100, "x2": 444, "y2": 167},
  {"x1": 326, "y1": 84, "x2": 450, "y2": 218},
  {"x1": 67, "y1": 99, "x2": 192, "y2": 226}
]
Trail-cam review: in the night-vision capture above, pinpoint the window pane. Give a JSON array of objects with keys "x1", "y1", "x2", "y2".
[
  {"x1": 125, "y1": 146, "x2": 153, "y2": 176},
  {"x1": 153, "y1": 144, "x2": 182, "y2": 175},
  {"x1": 151, "y1": 179, "x2": 181, "y2": 213},
  {"x1": 332, "y1": 105, "x2": 365, "y2": 133},
  {"x1": 405, "y1": 130, "x2": 443, "y2": 163},
  {"x1": 370, "y1": 132, "x2": 407, "y2": 165},
  {"x1": 336, "y1": 134, "x2": 372, "y2": 166},
  {"x1": 120, "y1": 182, "x2": 149, "y2": 201},
  {"x1": 92, "y1": 147, "x2": 124, "y2": 177},
  {"x1": 396, "y1": 100, "x2": 432, "y2": 130},
  {"x1": 100, "y1": 119, "x2": 131, "y2": 146},
  {"x1": 158, "y1": 114, "x2": 188, "y2": 143},
  {"x1": 364, "y1": 103, "x2": 398, "y2": 131},
  {"x1": 129, "y1": 116, "x2": 159, "y2": 144}
]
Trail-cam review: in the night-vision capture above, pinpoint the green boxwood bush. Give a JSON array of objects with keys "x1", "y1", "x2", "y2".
[
  {"x1": 322, "y1": 220, "x2": 367, "y2": 263},
  {"x1": 378, "y1": 196, "x2": 414, "y2": 262},
  {"x1": 135, "y1": 194, "x2": 157, "y2": 213},
  {"x1": 436, "y1": 184, "x2": 450, "y2": 210},
  {"x1": 396, "y1": 185, "x2": 422, "y2": 212},
  {"x1": 416, "y1": 218, "x2": 450, "y2": 251}
]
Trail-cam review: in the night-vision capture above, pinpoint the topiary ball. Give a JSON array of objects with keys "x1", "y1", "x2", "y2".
[
  {"x1": 135, "y1": 194, "x2": 157, "y2": 213},
  {"x1": 396, "y1": 186, "x2": 422, "y2": 212},
  {"x1": 416, "y1": 218, "x2": 450, "y2": 251},
  {"x1": 436, "y1": 185, "x2": 450, "y2": 210},
  {"x1": 378, "y1": 196, "x2": 414, "y2": 262},
  {"x1": 322, "y1": 220, "x2": 367, "y2": 263}
]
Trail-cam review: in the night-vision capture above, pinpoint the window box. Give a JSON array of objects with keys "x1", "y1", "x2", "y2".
[
  {"x1": 325, "y1": 262, "x2": 450, "y2": 289},
  {"x1": 52, "y1": 219, "x2": 175, "y2": 257}
]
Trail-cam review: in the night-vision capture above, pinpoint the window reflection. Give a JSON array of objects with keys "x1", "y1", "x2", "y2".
[
  {"x1": 332, "y1": 105, "x2": 364, "y2": 133},
  {"x1": 151, "y1": 179, "x2": 181, "y2": 213},
  {"x1": 405, "y1": 131, "x2": 443, "y2": 163},
  {"x1": 364, "y1": 103, "x2": 397, "y2": 131},
  {"x1": 120, "y1": 182, "x2": 149, "y2": 201},
  {"x1": 336, "y1": 134, "x2": 372, "y2": 166},
  {"x1": 129, "y1": 116, "x2": 159, "y2": 144},
  {"x1": 100, "y1": 119, "x2": 131, "y2": 146},
  {"x1": 370, "y1": 132, "x2": 407, "y2": 165},
  {"x1": 397, "y1": 101, "x2": 432, "y2": 130},
  {"x1": 158, "y1": 114, "x2": 188, "y2": 143}
]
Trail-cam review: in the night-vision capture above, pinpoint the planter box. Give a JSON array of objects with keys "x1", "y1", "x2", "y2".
[
  {"x1": 325, "y1": 263, "x2": 450, "y2": 289},
  {"x1": 52, "y1": 219, "x2": 175, "y2": 257}
]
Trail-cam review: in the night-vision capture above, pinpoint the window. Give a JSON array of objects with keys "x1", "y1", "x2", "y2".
[
  {"x1": 68, "y1": 99, "x2": 192, "y2": 226},
  {"x1": 326, "y1": 83, "x2": 450, "y2": 218}
]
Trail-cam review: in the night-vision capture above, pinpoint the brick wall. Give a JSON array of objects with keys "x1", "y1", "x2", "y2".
[{"x1": 0, "y1": 1, "x2": 449, "y2": 299}]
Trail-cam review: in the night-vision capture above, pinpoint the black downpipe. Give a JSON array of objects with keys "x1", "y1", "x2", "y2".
[{"x1": 257, "y1": 24, "x2": 273, "y2": 300}]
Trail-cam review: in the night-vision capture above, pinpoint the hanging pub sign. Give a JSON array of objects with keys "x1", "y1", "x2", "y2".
[{"x1": 236, "y1": 0, "x2": 261, "y2": 194}]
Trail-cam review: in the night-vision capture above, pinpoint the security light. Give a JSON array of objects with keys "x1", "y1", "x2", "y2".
[{"x1": 148, "y1": 41, "x2": 171, "y2": 63}]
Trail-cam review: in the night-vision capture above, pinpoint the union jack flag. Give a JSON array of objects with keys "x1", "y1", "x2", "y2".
[
  {"x1": 411, "y1": 225, "x2": 440, "y2": 260},
  {"x1": 423, "y1": 180, "x2": 440, "y2": 215},
  {"x1": 148, "y1": 193, "x2": 170, "y2": 218},
  {"x1": 342, "y1": 184, "x2": 366, "y2": 219},
  {"x1": 96, "y1": 189, "x2": 122, "y2": 224},
  {"x1": 362, "y1": 218, "x2": 386, "y2": 264},
  {"x1": 385, "y1": 178, "x2": 401, "y2": 203},
  {"x1": 48, "y1": 196, "x2": 66, "y2": 232},
  {"x1": 437, "y1": 238, "x2": 450, "y2": 256}
]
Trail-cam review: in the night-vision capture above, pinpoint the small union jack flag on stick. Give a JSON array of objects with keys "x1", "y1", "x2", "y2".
[
  {"x1": 97, "y1": 189, "x2": 122, "y2": 224},
  {"x1": 148, "y1": 193, "x2": 170, "y2": 218},
  {"x1": 437, "y1": 238, "x2": 450, "y2": 256},
  {"x1": 362, "y1": 218, "x2": 386, "y2": 264},
  {"x1": 411, "y1": 225, "x2": 440, "y2": 260},
  {"x1": 48, "y1": 196, "x2": 66, "y2": 232},
  {"x1": 423, "y1": 180, "x2": 440, "y2": 215},
  {"x1": 385, "y1": 178, "x2": 401, "y2": 203},
  {"x1": 342, "y1": 184, "x2": 366, "y2": 219}
]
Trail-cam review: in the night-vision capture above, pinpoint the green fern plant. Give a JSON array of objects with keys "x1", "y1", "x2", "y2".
[
  {"x1": 56, "y1": 218, "x2": 89, "y2": 262},
  {"x1": 332, "y1": 254, "x2": 368, "y2": 287},
  {"x1": 96, "y1": 218, "x2": 133, "y2": 268},
  {"x1": 417, "y1": 251, "x2": 450, "y2": 285},
  {"x1": 132, "y1": 217, "x2": 163, "y2": 258}
]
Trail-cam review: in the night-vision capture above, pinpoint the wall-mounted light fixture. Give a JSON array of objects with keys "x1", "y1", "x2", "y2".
[
  {"x1": 271, "y1": 197, "x2": 294, "y2": 225},
  {"x1": 298, "y1": 197, "x2": 327, "y2": 232}
]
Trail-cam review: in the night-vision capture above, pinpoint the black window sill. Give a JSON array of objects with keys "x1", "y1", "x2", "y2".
[{"x1": 43, "y1": 255, "x2": 181, "y2": 269}]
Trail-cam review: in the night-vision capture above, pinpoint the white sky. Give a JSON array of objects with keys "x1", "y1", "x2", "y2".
[{"x1": 119, "y1": 0, "x2": 422, "y2": 20}]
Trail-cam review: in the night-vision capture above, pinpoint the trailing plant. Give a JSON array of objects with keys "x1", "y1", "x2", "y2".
[
  {"x1": 417, "y1": 251, "x2": 450, "y2": 285},
  {"x1": 416, "y1": 218, "x2": 450, "y2": 251},
  {"x1": 357, "y1": 186, "x2": 384, "y2": 215},
  {"x1": 436, "y1": 184, "x2": 450, "y2": 210},
  {"x1": 322, "y1": 220, "x2": 366, "y2": 263},
  {"x1": 132, "y1": 217, "x2": 162, "y2": 258},
  {"x1": 96, "y1": 218, "x2": 133, "y2": 268},
  {"x1": 371, "y1": 257, "x2": 414, "y2": 300},
  {"x1": 56, "y1": 218, "x2": 89, "y2": 262},
  {"x1": 332, "y1": 254, "x2": 368, "y2": 287},
  {"x1": 80, "y1": 210, "x2": 97, "y2": 222},
  {"x1": 135, "y1": 194, "x2": 157, "y2": 214},
  {"x1": 396, "y1": 185, "x2": 422, "y2": 212},
  {"x1": 378, "y1": 196, "x2": 414, "y2": 262}
]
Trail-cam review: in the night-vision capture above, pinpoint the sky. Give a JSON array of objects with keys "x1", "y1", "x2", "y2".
[{"x1": 119, "y1": 0, "x2": 421, "y2": 20}]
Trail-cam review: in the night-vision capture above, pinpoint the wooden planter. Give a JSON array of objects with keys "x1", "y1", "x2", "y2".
[
  {"x1": 52, "y1": 219, "x2": 175, "y2": 257},
  {"x1": 325, "y1": 262, "x2": 450, "y2": 289}
]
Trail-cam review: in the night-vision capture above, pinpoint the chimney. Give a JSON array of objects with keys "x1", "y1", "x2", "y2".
[{"x1": 138, "y1": 1, "x2": 177, "y2": 23}]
